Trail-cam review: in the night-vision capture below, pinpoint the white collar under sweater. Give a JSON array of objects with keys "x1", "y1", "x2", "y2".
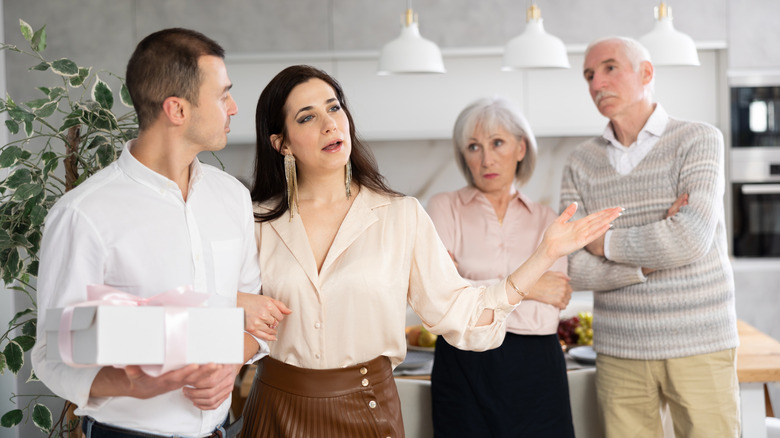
[{"x1": 602, "y1": 104, "x2": 669, "y2": 175}]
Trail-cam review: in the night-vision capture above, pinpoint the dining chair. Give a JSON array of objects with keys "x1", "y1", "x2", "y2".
[{"x1": 395, "y1": 378, "x2": 434, "y2": 438}]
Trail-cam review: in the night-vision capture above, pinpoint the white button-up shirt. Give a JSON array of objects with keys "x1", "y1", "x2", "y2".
[{"x1": 31, "y1": 141, "x2": 261, "y2": 437}]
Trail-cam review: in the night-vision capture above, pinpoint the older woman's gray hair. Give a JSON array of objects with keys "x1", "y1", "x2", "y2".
[{"x1": 452, "y1": 97, "x2": 538, "y2": 187}]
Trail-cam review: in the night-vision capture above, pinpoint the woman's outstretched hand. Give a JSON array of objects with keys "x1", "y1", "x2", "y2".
[{"x1": 539, "y1": 203, "x2": 622, "y2": 261}]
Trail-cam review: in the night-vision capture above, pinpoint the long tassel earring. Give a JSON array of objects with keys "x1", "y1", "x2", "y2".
[
  {"x1": 284, "y1": 152, "x2": 298, "y2": 220},
  {"x1": 345, "y1": 160, "x2": 352, "y2": 199}
]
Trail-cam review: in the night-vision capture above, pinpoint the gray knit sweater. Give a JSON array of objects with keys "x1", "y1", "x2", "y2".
[{"x1": 560, "y1": 117, "x2": 739, "y2": 360}]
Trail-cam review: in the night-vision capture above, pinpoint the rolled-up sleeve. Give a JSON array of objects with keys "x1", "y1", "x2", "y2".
[{"x1": 406, "y1": 199, "x2": 516, "y2": 351}]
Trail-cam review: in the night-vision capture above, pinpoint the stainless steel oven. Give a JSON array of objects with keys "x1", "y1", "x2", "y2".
[
  {"x1": 730, "y1": 75, "x2": 780, "y2": 257},
  {"x1": 730, "y1": 147, "x2": 780, "y2": 257}
]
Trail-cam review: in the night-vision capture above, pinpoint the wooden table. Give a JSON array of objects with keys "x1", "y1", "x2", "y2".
[
  {"x1": 236, "y1": 320, "x2": 780, "y2": 436},
  {"x1": 736, "y1": 320, "x2": 780, "y2": 438}
]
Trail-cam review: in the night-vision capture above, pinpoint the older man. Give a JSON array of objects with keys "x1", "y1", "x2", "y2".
[{"x1": 560, "y1": 36, "x2": 739, "y2": 437}]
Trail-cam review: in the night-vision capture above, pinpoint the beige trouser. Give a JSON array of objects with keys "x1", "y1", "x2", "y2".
[{"x1": 595, "y1": 349, "x2": 740, "y2": 438}]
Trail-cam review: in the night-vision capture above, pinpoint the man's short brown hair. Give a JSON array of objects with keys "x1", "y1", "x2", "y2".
[{"x1": 126, "y1": 28, "x2": 224, "y2": 129}]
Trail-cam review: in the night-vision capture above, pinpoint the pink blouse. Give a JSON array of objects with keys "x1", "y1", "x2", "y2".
[{"x1": 426, "y1": 186, "x2": 567, "y2": 335}]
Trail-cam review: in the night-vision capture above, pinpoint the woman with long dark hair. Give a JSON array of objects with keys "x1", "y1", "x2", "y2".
[{"x1": 240, "y1": 65, "x2": 621, "y2": 437}]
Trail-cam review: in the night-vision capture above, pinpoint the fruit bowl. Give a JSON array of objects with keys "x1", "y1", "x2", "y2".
[{"x1": 406, "y1": 324, "x2": 437, "y2": 351}]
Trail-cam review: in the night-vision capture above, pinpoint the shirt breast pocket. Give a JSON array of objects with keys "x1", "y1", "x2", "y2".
[{"x1": 211, "y1": 238, "x2": 243, "y2": 298}]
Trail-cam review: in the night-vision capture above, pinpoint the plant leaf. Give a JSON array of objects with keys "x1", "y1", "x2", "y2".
[
  {"x1": 26, "y1": 259, "x2": 39, "y2": 277},
  {"x1": 69, "y1": 67, "x2": 91, "y2": 87},
  {"x1": 31, "y1": 61, "x2": 49, "y2": 72},
  {"x1": 0, "y1": 351, "x2": 5, "y2": 375},
  {"x1": 2, "y1": 341, "x2": 23, "y2": 374},
  {"x1": 27, "y1": 368, "x2": 39, "y2": 382},
  {"x1": 0, "y1": 228, "x2": 11, "y2": 245},
  {"x1": 24, "y1": 98, "x2": 50, "y2": 110},
  {"x1": 43, "y1": 155, "x2": 60, "y2": 175},
  {"x1": 89, "y1": 108, "x2": 119, "y2": 132},
  {"x1": 8, "y1": 107, "x2": 34, "y2": 122},
  {"x1": 41, "y1": 151, "x2": 57, "y2": 162},
  {"x1": 29, "y1": 204, "x2": 47, "y2": 227},
  {"x1": 11, "y1": 232, "x2": 29, "y2": 248},
  {"x1": 51, "y1": 58, "x2": 78, "y2": 77},
  {"x1": 87, "y1": 135, "x2": 109, "y2": 150},
  {"x1": 19, "y1": 19, "x2": 33, "y2": 41},
  {"x1": 58, "y1": 117, "x2": 81, "y2": 133},
  {"x1": 31, "y1": 25, "x2": 47, "y2": 52},
  {"x1": 92, "y1": 76, "x2": 113, "y2": 110},
  {"x1": 22, "y1": 319, "x2": 36, "y2": 336},
  {"x1": 12, "y1": 335, "x2": 34, "y2": 352},
  {"x1": 5, "y1": 168, "x2": 32, "y2": 188},
  {"x1": 48, "y1": 87, "x2": 67, "y2": 99},
  {"x1": 96, "y1": 143, "x2": 116, "y2": 168},
  {"x1": 120, "y1": 83, "x2": 133, "y2": 107},
  {"x1": 34, "y1": 100, "x2": 58, "y2": 118},
  {"x1": 10, "y1": 308, "x2": 33, "y2": 326},
  {"x1": 4, "y1": 119, "x2": 19, "y2": 135},
  {"x1": 2, "y1": 248, "x2": 21, "y2": 282},
  {"x1": 23, "y1": 120, "x2": 33, "y2": 137},
  {"x1": 0, "y1": 409, "x2": 23, "y2": 428},
  {"x1": 32, "y1": 403, "x2": 52, "y2": 432},
  {"x1": 12, "y1": 183, "x2": 43, "y2": 201}
]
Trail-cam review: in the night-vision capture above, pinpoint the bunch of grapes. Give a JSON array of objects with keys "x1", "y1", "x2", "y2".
[
  {"x1": 557, "y1": 315, "x2": 580, "y2": 346},
  {"x1": 574, "y1": 312, "x2": 594, "y2": 345},
  {"x1": 557, "y1": 312, "x2": 594, "y2": 347}
]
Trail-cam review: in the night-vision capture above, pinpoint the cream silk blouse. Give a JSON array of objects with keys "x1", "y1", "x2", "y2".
[
  {"x1": 254, "y1": 188, "x2": 517, "y2": 369},
  {"x1": 426, "y1": 186, "x2": 566, "y2": 336}
]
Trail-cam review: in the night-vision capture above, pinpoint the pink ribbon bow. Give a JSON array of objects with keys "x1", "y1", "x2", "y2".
[{"x1": 58, "y1": 284, "x2": 209, "y2": 376}]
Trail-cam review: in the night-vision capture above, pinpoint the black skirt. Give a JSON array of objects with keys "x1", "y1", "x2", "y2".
[
  {"x1": 240, "y1": 355, "x2": 404, "y2": 438},
  {"x1": 431, "y1": 332, "x2": 575, "y2": 437}
]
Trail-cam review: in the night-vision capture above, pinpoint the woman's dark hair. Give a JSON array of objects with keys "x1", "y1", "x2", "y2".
[{"x1": 251, "y1": 65, "x2": 401, "y2": 222}]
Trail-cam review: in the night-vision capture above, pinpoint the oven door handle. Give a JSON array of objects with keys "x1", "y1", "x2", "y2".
[{"x1": 741, "y1": 184, "x2": 780, "y2": 195}]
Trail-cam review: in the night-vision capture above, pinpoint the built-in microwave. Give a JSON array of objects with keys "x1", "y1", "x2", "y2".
[{"x1": 730, "y1": 76, "x2": 780, "y2": 148}]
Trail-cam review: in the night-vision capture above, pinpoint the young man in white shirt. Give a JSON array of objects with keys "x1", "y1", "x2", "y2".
[{"x1": 31, "y1": 28, "x2": 289, "y2": 438}]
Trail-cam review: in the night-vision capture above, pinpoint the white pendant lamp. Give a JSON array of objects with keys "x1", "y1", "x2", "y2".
[
  {"x1": 638, "y1": 2, "x2": 700, "y2": 66},
  {"x1": 377, "y1": 2, "x2": 445, "y2": 75},
  {"x1": 502, "y1": 3, "x2": 570, "y2": 70}
]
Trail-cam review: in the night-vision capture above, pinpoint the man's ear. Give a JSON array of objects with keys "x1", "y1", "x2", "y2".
[
  {"x1": 640, "y1": 60, "x2": 654, "y2": 86},
  {"x1": 161, "y1": 96, "x2": 187, "y2": 126}
]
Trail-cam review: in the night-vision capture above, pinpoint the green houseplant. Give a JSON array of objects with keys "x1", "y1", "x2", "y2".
[{"x1": 0, "y1": 19, "x2": 137, "y2": 435}]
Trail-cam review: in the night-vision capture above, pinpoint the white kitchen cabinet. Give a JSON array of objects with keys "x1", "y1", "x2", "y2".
[{"x1": 224, "y1": 47, "x2": 724, "y2": 144}]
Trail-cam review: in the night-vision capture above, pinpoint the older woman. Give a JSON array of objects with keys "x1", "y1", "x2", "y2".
[{"x1": 428, "y1": 97, "x2": 575, "y2": 437}]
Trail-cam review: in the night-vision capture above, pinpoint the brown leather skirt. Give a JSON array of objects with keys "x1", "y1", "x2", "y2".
[{"x1": 240, "y1": 356, "x2": 404, "y2": 438}]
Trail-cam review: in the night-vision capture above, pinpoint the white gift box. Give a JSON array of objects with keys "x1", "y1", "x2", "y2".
[{"x1": 46, "y1": 306, "x2": 244, "y2": 366}]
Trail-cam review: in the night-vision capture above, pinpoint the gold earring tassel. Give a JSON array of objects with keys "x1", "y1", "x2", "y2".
[
  {"x1": 284, "y1": 153, "x2": 298, "y2": 219},
  {"x1": 345, "y1": 160, "x2": 352, "y2": 199}
]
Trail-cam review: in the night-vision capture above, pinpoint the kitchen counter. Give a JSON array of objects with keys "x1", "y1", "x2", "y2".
[{"x1": 235, "y1": 320, "x2": 780, "y2": 437}]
